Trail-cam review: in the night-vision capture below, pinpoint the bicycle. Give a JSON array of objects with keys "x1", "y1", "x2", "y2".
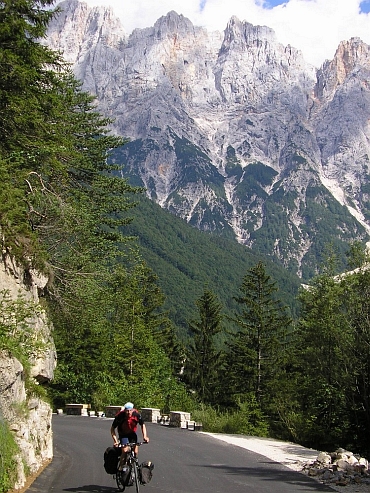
[{"x1": 115, "y1": 441, "x2": 146, "y2": 492}]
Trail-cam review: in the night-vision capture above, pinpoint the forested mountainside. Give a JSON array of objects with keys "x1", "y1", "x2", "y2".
[
  {"x1": 124, "y1": 194, "x2": 302, "y2": 334},
  {"x1": 46, "y1": 0, "x2": 370, "y2": 280}
]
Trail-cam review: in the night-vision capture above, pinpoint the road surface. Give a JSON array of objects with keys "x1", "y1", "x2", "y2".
[{"x1": 26, "y1": 414, "x2": 335, "y2": 492}]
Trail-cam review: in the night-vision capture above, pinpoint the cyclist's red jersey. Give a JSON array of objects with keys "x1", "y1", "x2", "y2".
[{"x1": 112, "y1": 409, "x2": 143, "y2": 437}]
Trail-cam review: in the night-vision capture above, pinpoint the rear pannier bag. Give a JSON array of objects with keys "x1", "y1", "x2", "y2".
[
  {"x1": 103, "y1": 446, "x2": 121, "y2": 475},
  {"x1": 139, "y1": 461, "x2": 154, "y2": 484}
]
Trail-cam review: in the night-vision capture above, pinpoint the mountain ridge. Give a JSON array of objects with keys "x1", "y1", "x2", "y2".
[{"x1": 46, "y1": 1, "x2": 370, "y2": 279}]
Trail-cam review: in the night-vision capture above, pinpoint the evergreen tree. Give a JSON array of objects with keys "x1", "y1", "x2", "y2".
[
  {"x1": 183, "y1": 289, "x2": 224, "y2": 404},
  {"x1": 0, "y1": 0, "x2": 61, "y2": 151},
  {"x1": 340, "y1": 245, "x2": 370, "y2": 454},
  {"x1": 0, "y1": 0, "x2": 62, "y2": 259},
  {"x1": 152, "y1": 318, "x2": 184, "y2": 375},
  {"x1": 0, "y1": 0, "x2": 139, "y2": 269},
  {"x1": 99, "y1": 261, "x2": 191, "y2": 410},
  {"x1": 294, "y1": 255, "x2": 354, "y2": 450},
  {"x1": 226, "y1": 262, "x2": 291, "y2": 410}
]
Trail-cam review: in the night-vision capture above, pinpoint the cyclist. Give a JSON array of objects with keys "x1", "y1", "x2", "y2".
[{"x1": 111, "y1": 402, "x2": 149, "y2": 470}]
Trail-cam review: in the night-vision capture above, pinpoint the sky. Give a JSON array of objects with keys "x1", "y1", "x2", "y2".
[{"x1": 68, "y1": 0, "x2": 370, "y2": 67}]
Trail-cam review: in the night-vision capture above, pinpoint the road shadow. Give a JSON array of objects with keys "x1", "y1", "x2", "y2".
[
  {"x1": 203, "y1": 464, "x2": 336, "y2": 491},
  {"x1": 64, "y1": 486, "x2": 117, "y2": 492}
]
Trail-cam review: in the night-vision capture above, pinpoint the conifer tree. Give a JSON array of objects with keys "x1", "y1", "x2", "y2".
[
  {"x1": 0, "y1": 0, "x2": 139, "y2": 269},
  {"x1": 340, "y1": 245, "x2": 370, "y2": 454},
  {"x1": 0, "y1": 0, "x2": 63, "y2": 258},
  {"x1": 294, "y1": 255, "x2": 353, "y2": 449},
  {"x1": 183, "y1": 288, "x2": 224, "y2": 404},
  {"x1": 226, "y1": 262, "x2": 291, "y2": 409}
]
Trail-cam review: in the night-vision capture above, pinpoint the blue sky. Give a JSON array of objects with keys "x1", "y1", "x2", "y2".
[
  {"x1": 263, "y1": 0, "x2": 286, "y2": 8},
  {"x1": 80, "y1": 0, "x2": 370, "y2": 67},
  {"x1": 265, "y1": 0, "x2": 370, "y2": 12},
  {"x1": 360, "y1": 0, "x2": 370, "y2": 13}
]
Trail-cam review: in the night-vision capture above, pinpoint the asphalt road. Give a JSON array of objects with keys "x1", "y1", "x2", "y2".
[{"x1": 26, "y1": 414, "x2": 335, "y2": 493}]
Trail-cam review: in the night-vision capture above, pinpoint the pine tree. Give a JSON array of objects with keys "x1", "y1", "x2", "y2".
[
  {"x1": 226, "y1": 262, "x2": 291, "y2": 409},
  {"x1": 295, "y1": 255, "x2": 353, "y2": 449},
  {"x1": 340, "y1": 245, "x2": 370, "y2": 454},
  {"x1": 183, "y1": 289, "x2": 224, "y2": 404},
  {"x1": 0, "y1": 0, "x2": 63, "y2": 258},
  {"x1": 0, "y1": 0, "x2": 140, "y2": 269}
]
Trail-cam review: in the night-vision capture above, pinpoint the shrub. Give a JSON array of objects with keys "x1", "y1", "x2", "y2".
[{"x1": 192, "y1": 397, "x2": 269, "y2": 436}]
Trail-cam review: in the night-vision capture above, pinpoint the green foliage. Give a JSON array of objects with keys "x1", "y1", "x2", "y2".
[
  {"x1": 192, "y1": 397, "x2": 269, "y2": 436},
  {"x1": 346, "y1": 240, "x2": 368, "y2": 269},
  {"x1": 182, "y1": 289, "x2": 224, "y2": 404},
  {"x1": 0, "y1": 289, "x2": 45, "y2": 370},
  {"x1": 0, "y1": 0, "x2": 140, "y2": 270},
  {"x1": 125, "y1": 194, "x2": 301, "y2": 337},
  {"x1": 0, "y1": 418, "x2": 19, "y2": 493},
  {"x1": 234, "y1": 162, "x2": 277, "y2": 203},
  {"x1": 340, "y1": 266, "x2": 370, "y2": 455},
  {"x1": 267, "y1": 368, "x2": 306, "y2": 443},
  {"x1": 225, "y1": 262, "x2": 292, "y2": 410},
  {"x1": 0, "y1": 0, "x2": 62, "y2": 260},
  {"x1": 262, "y1": 243, "x2": 370, "y2": 455},
  {"x1": 245, "y1": 181, "x2": 368, "y2": 280},
  {"x1": 47, "y1": 256, "x2": 190, "y2": 411},
  {"x1": 291, "y1": 252, "x2": 356, "y2": 450},
  {"x1": 225, "y1": 145, "x2": 243, "y2": 178}
]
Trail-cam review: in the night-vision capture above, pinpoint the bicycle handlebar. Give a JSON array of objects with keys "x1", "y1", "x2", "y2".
[{"x1": 119, "y1": 441, "x2": 148, "y2": 447}]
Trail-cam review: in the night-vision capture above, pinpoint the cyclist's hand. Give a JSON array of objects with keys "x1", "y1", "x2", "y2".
[{"x1": 144, "y1": 437, "x2": 149, "y2": 443}]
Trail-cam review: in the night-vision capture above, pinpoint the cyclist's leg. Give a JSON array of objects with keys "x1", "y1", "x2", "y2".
[
  {"x1": 130, "y1": 432, "x2": 139, "y2": 457},
  {"x1": 118, "y1": 437, "x2": 130, "y2": 470}
]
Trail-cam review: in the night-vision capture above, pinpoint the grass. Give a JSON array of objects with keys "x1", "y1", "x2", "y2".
[{"x1": 0, "y1": 419, "x2": 19, "y2": 493}]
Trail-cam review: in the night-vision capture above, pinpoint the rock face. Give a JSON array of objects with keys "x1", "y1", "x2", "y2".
[
  {"x1": 0, "y1": 254, "x2": 56, "y2": 490},
  {"x1": 47, "y1": 0, "x2": 370, "y2": 279}
]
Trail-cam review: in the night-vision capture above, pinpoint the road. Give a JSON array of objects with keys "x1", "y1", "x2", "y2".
[{"x1": 26, "y1": 414, "x2": 335, "y2": 492}]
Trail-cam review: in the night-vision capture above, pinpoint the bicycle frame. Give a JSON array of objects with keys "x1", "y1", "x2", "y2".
[{"x1": 116, "y1": 442, "x2": 145, "y2": 493}]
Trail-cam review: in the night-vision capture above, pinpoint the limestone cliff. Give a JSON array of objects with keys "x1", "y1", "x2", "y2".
[
  {"x1": 46, "y1": 0, "x2": 370, "y2": 279},
  {"x1": 0, "y1": 254, "x2": 56, "y2": 490}
]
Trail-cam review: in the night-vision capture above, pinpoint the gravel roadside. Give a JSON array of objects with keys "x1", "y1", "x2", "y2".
[{"x1": 203, "y1": 433, "x2": 370, "y2": 493}]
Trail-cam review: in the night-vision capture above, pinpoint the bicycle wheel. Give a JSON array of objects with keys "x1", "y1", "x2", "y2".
[
  {"x1": 132, "y1": 462, "x2": 140, "y2": 493},
  {"x1": 116, "y1": 469, "x2": 126, "y2": 491}
]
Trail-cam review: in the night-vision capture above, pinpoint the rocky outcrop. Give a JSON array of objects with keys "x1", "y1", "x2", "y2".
[
  {"x1": 0, "y1": 253, "x2": 56, "y2": 490},
  {"x1": 46, "y1": 1, "x2": 370, "y2": 279}
]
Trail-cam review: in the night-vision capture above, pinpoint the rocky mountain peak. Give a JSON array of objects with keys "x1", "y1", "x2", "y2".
[
  {"x1": 227, "y1": 15, "x2": 277, "y2": 44},
  {"x1": 222, "y1": 15, "x2": 277, "y2": 54},
  {"x1": 47, "y1": 0, "x2": 126, "y2": 64},
  {"x1": 215, "y1": 14, "x2": 313, "y2": 108},
  {"x1": 47, "y1": 0, "x2": 370, "y2": 279},
  {"x1": 153, "y1": 10, "x2": 197, "y2": 37},
  {"x1": 334, "y1": 37, "x2": 370, "y2": 80},
  {"x1": 315, "y1": 37, "x2": 370, "y2": 101}
]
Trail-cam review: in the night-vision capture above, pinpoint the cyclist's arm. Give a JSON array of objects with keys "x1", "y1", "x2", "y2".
[
  {"x1": 111, "y1": 424, "x2": 119, "y2": 446},
  {"x1": 141, "y1": 423, "x2": 149, "y2": 442}
]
